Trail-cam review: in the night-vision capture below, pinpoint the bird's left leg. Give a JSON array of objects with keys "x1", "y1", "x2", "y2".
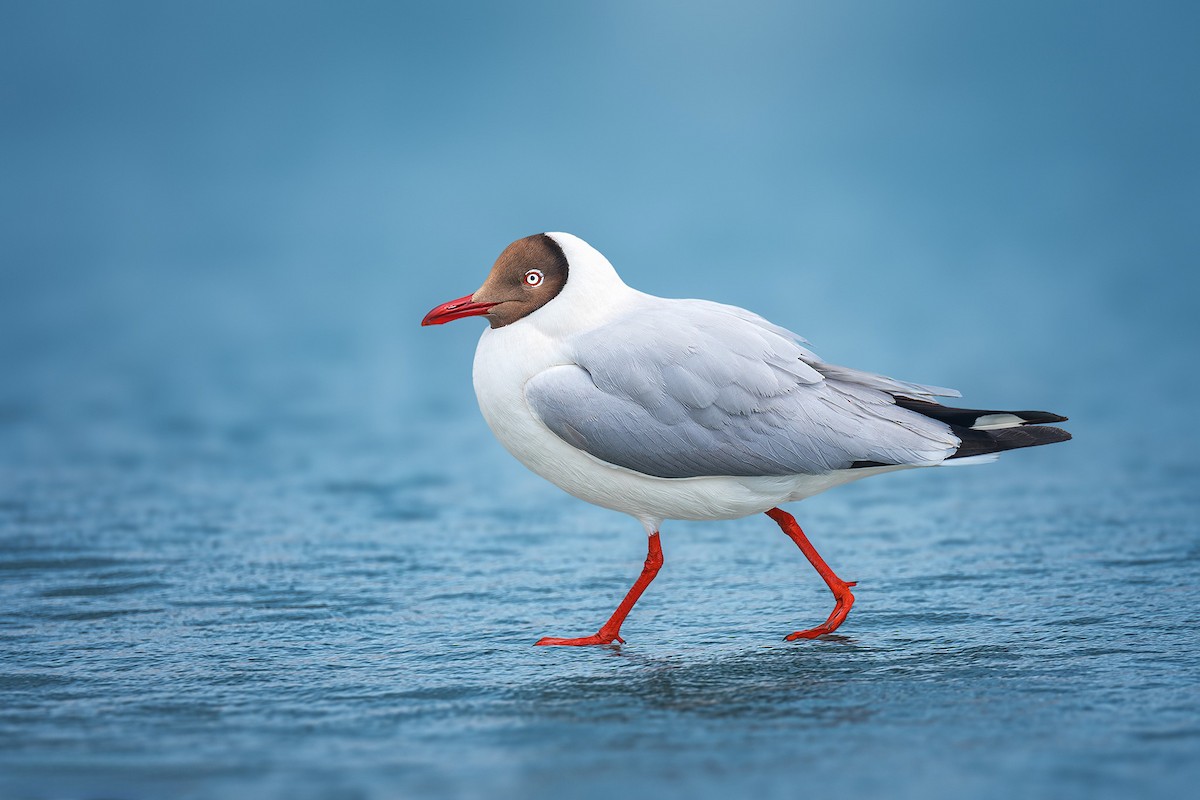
[
  {"x1": 766, "y1": 507, "x2": 857, "y2": 640},
  {"x1": 535, "y1": 531, "x2": 663, "y2": 647}
]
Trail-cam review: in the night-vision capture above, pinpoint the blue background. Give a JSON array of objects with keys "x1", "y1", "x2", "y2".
[{"x1": 2, "y1": 2, "x2": 1197, "y2": 799}]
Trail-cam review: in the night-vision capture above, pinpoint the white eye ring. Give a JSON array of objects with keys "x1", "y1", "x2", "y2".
[{"x1": 524, "y1": 269, "x2": 544, "y2": 287}]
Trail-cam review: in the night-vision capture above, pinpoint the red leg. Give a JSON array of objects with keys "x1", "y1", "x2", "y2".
[
  {"x1": 766, "y1": 507, "x2": 857, "y2": 640},
  {"x1": 535, "y1": 532, "x2": 663, "y2": 646}
]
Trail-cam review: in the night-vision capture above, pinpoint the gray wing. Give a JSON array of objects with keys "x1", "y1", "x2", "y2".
[{"x1": 524, "y1": 298, "x2": 961, "y2": 478}]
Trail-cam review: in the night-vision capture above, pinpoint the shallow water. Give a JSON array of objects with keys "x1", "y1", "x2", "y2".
[
  {"x1": 1, "y1": 297, "x2": 1198, "y2": 800},
  {"x1": 3, "y1": 3, "x2": 1199, "y2": 798}
]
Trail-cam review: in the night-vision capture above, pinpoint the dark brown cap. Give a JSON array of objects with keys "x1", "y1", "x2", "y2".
[{"x1": 472, "y1": 234, "x2": 570, "y2": 328}]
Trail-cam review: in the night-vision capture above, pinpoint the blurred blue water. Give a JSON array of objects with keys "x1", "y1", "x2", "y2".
[{"x1": 2, "y1": 2, "x2": 1198, "y2": 799}]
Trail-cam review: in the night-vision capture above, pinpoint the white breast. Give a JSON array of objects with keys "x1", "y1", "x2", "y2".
[{"x1": 471, "y1": 322, "x2": 877, "y2": 530}]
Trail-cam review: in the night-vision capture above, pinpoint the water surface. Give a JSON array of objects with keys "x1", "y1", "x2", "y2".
[{"x1": 2, "y1": 2, "x2": 1198, "y2": 798}]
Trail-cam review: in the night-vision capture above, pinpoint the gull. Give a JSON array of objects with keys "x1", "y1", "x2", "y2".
[{"x1": 422, "y1": 233, "x2": 1069, "y2": 646}]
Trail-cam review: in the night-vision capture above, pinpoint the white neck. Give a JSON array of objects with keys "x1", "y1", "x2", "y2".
[{"x1": 513, "y1": 232, "x2": 644, "y2": 339}]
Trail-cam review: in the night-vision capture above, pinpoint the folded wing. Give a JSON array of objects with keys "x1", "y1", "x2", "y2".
[{"x1": 524, "y1": 299, "x2": 962, "y2": 478}]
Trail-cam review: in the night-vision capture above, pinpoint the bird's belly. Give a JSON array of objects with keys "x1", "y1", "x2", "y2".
[{"x1": 471, "y1": 326, "x2": 871, "y2": 527}]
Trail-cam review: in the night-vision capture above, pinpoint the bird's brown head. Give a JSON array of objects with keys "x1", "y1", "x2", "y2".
[{"x1": 422, "y1": 234, "x2": 569, "y2": 328}]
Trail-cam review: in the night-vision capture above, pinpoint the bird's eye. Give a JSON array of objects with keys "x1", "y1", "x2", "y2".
[{"x1": 524, "y1": 269, "x2": 544, "y2": 287}]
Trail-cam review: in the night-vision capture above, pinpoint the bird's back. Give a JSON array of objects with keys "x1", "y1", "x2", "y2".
[{"x1": 525, "y1": 296, "x2": 965, "y2": 479}]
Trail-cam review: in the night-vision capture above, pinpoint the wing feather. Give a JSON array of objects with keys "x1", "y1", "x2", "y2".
[{"x1": 524, "y1": 298, "x2": 960, "y2": 478}]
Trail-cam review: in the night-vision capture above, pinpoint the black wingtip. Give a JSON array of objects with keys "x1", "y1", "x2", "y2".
[
  {"x1": 893, "y1": 398, "x2": 1069, "y2": 429},
  {"x1": 1014, "y1": 410, "x2": 1069, "y2": 425},
  {"x1": 949, "y1": 424, "x2": 1072, "y2": 460}
]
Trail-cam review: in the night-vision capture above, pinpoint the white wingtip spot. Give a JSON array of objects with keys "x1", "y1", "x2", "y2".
[{"x1": 972, "y1": 414, "x2": 1026, "y2": 430}]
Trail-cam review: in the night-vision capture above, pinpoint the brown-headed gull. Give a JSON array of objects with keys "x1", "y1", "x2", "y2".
[{"x1": 422, "y1": 233, "x2": 1070, "y2": 646}]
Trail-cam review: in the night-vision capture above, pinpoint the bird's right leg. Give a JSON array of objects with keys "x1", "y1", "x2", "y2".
[
  {"x1": 766, "y1": 507, "x2": 857, "y2": 639},
  {"x1": 535, "y1": 531, "x2": 663, "y2": 646}
]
